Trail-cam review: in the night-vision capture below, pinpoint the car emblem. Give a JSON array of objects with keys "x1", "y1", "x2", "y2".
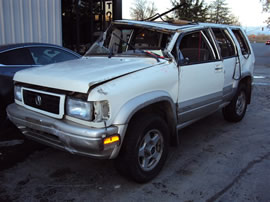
[{"x1": 35, "y1": 95, "x2": 42, "y2": 106}]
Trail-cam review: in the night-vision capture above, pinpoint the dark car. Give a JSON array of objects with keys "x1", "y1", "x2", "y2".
[
  {"x1": 266, "y1": 40, "x2": 270, "y2": 45},
  {"x1": 0, "y1": 43, "x2": 81, "y2": 129}
]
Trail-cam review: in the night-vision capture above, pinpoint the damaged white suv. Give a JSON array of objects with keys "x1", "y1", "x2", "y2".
[{"x1": 7, "y1": 20, "x2": 255, "y2": 182}]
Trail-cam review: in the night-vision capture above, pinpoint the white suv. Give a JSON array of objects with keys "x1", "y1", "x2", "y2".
[{"x1": 7, "y1": 20, "x2": 255, "y2": 182}]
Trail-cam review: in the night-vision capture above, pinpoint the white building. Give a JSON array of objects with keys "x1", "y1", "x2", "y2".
[{"x1": 0, "y1": 0, "x2": 62, "y2": 45}]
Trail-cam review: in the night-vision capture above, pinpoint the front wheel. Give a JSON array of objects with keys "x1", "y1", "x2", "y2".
[
  {"x1": 223, "y1": 84, "x2": 248, "y2": 122},
  {"x1": 115, "y1": 114, "x2": 169, "y2": 183}
]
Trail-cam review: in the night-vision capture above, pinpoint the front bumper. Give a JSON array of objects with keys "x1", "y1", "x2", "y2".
[{"x1": 7, "y1": 103, "x2": 120, "y2": 159}]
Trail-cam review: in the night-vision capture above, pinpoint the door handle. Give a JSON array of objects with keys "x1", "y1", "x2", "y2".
[
  {"x1": 215, "y1": 67, "x2": 223, "y2": 71},
  {"x1": 215, "y1": 64, "x2": 223, "y2": 71}
]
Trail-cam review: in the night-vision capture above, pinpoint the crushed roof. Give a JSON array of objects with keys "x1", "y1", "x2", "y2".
[{"x1": 114, "y1": 20, "x2": 242, "y2": 32}]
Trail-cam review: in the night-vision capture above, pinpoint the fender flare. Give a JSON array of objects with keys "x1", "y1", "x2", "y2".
[{"x1": 113, "y1": 90, "x2": 177, "y2": 125}]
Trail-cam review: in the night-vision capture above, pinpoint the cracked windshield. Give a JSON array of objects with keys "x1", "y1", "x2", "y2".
[{"x1": 85, "y1": 24, "x2": 172, "y2": 59}]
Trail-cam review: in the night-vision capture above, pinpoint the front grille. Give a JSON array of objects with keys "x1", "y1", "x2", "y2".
[{"x1": 23, "y1": 90, "x2": 60, "y2": 114}]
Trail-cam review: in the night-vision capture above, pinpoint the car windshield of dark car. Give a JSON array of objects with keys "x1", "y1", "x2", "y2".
[{"x1": 84, "y1": 25, "x2": 172, "y2": 58}]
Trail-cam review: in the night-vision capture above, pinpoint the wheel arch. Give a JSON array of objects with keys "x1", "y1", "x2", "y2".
[{"x1": 113, "y1": 91, "x2": 179, "y2": 147}]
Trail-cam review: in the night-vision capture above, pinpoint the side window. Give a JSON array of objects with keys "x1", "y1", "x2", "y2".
[
  {"x1": 28, "y1": 47, "x2": 78, "y2": 65},
  {"x1": 232, "y1": 29, "x2": 250, "y2": 55},
  {"x1": 179, "y1": 31, "x2": 215, "y2": 65},
  {"x1": 0, "y1": 48, "x2": 34, "y2": 65},
  {"x1": 212, "y1": 28, "x2": 236, "y2": 58}
]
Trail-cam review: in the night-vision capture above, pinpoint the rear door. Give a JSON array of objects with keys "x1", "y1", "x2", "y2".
[
  {"x1": 211, "y1": 28, "x2": 238, "y2": 101},
  {"x1": 177, "y1": 29, "x2": 224, "y2": 123},
  {"x1": 231, "y1": 29, "x2": 254, "y2": 74}
]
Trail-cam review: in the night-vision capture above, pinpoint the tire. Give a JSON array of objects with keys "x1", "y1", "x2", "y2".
[
  {"x1": 115, "y1": 114, "x2": 169, "y2": 183},
  {"x1": 222, "y1": 84, "x2": 248, "y2": 122}
]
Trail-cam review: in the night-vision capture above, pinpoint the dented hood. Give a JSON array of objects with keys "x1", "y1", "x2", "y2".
[{"x1": 14, "y1": 57, "x2": 159, "y2": 93}]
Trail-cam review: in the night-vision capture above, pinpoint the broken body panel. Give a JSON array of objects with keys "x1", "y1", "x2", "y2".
[{"x1": 7, "y1": 20, "x2": 254, "y2": 161}]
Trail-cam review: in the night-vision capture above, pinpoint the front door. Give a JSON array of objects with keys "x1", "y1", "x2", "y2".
[{"x1": 177, "y1": 30, "x2": 224, "y2": 123}]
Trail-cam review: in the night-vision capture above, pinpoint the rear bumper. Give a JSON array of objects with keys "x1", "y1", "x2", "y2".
[{"x1": 7, "y1": 103, "x2": 120, "y2": 159}]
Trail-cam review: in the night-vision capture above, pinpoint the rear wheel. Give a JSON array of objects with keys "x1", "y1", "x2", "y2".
[
  {"x1": 115, "y1": 114, "x2": 169, "y2": 183},
  {"x1": 223, "y1": 84, "x2": 248, "y2": 122}
]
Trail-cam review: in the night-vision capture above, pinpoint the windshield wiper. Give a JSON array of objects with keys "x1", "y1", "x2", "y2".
[{"x1": 108, "y1": 42, "x2": 120, "y2": 58}]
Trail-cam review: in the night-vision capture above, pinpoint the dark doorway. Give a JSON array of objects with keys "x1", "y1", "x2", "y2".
[{"x1": 62, "y1": 0, "x2": 122, "y2": 54}]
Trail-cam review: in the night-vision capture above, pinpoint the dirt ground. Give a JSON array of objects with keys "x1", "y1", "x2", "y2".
[{"x1": 0, "y1": 43, "x2": 270, "y2": 202}]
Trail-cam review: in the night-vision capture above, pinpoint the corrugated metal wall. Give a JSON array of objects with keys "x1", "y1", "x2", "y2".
[{"x1": 0, "y1": 0, "x2": 62, "y2": 45}]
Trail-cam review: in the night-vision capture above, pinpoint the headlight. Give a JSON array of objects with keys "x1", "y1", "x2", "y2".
[
  {"x1": 14, "y1": 85, "x2": 22, "y2": 102},
  {"x1": 66, "y1": 97, "x2": 110, "y2": 122},
  {"x1": 66, "y1": 97, "x2": 93, "y2": 121}
]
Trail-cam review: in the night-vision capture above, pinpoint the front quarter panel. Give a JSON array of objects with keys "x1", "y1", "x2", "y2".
[{"x1": 88, "y1": 60, "x2": 179, "y2": 127}]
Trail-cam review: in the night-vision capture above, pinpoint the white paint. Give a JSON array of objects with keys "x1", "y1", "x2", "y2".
[
  {"x1": 12, "y1": 21, "x2": 254, "y2": 129},
  {"x1": 178, "y1": 61, "x2": 224, "y2": 103},
  {"x1": 14, "y1": 57, "x2": 163, "y2": 93}
]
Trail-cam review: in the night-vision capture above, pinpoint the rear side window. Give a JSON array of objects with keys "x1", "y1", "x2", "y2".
[
  {"x1": 179, "y1": 31, "x2": 215, "y2": 65},
  {"x1": 212, "y1": 28, "x2": 236, "y2": 58},
  {"x1": 0, "y1": 48, "x2": 34, "y2": 65},
  {"x1": 232, "y1": 29, "x2": 250, "y2": 55}
]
